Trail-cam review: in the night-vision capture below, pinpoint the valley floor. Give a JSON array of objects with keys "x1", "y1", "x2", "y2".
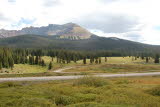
[
  {"x1": 0, "y1": 76, "x2": 160, "y2": 107},
  {"x1": 0, "y1": 57, "x2": 160, "y2": 107}
]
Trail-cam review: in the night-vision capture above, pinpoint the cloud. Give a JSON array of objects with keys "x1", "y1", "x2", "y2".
[
  {"x1": 18, "y1": 18, "x2": 36, "y2": 25},
  {"x1": 43, "y1": 0, "x2": 61, "y2": 7},
  {"x1": 100, "y1": 0, "x2": 118, "y2": 3},
  {"x1": 1, "y1": 0, "x2": 160, "y2": 44},
  {"x1": 90, "y1": 29, "x2": 144, "y2": 43},
  {"x1": 0, "y1": 13, "x2": 9, "y2": 21},
  {"x1": 8, "y1": 0, "x2": 16, "y2": 3},
  {"x1": 75, "y1": 13, "x2": 140, "y2": 33},
  {"x1": 123, "y1": 32, "x2": 144, "y2": 42},
  {"x1": 11, "y1": 18, "x2": 36, "y2": 29}
]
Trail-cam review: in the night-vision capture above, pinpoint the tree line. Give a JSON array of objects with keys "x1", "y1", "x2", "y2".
[{"x1": 0, "y1": 48, "x2": 160, "y2": 70}]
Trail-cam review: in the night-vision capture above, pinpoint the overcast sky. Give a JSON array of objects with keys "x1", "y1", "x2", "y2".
[{"x1": 0, "y1": 0, "x2": 160, "y2": 45}]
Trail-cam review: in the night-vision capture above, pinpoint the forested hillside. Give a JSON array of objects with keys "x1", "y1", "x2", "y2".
[{"x1": 0, "y1": 34, "x2": 159, "y2": 53}]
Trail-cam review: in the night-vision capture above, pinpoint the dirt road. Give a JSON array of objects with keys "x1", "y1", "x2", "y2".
[{"x1": 0, "y1": 72, "x2": 160, "y2": 82}]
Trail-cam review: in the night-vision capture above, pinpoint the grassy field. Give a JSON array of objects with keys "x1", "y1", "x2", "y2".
[
  {"x1": 65, "y1": 63, "x2": 160, "y2": 73},
  {"x1": 65, "y1": 57, "x2": 160, "y2": 73},
  {"x1": 0, "y1": 76, "x2": 160, "y2": 107},
  {"x1": 0, "y1": 56, "x2": 160, "y2": 107},
  {"x1": 0, "y1": 56, "x2": 159, "y2": 77},
  {"x1": 0, "y1": 56, "x2": 80, "y2": 74},
  {"x1": 1, "y1": 64, "x2": 47, "y2": 74}
]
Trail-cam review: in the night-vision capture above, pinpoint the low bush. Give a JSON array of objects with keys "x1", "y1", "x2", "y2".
[
  {"x1": 67, "y1": 102, "x2": 129, "y2": 107},
  {"x1": 73, "y1": 76, "x2": 109, "y2": 87},
  {"x1": 148, "y1": 86, "x2": 160, "y2": 96},
  {"x1": 13, "y1": 97, "x2": 56, "y2": 107},
  {"x1": 55, "y1": 95, "x2": 76, "y2": 106},
  {"x1": 0, "y1": 82, "x2": 22, "y2": 88},
  {"x1": 116, "y1": 79, "x2": 131, "y2": 84},
  {"x1": 73, "y1": 93, "x2": 97, "y2": 102},
  {"x1": 67, "y1": 102, "x2": 106, "y2": 107}
]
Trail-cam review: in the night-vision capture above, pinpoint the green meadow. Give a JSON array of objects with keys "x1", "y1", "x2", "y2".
[
  {"x1": 0, "y1": 56, "x2": 160, "y2": 107},
  {"x1": 0, "y1": 76, "x2": 160, "y2": 107},
  {"x1": 0, "y1": 56, "x2": 159, "y2": 77}
]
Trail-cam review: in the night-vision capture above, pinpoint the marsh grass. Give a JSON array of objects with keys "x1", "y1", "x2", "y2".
[
  {"x1": 0, "y1": 77, "x2": 160, "y2": 107},
  {"x1": 73, "y1": 76, "x2": 109, "y2": 87}
]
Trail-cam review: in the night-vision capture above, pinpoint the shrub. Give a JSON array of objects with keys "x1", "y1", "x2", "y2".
[
  {"x1": 67, "y1": 102, "x2": 127, "y2": 107},
  {"x1": 73, "y1": 93, "x2": 97, "y2": 102},
  {"x1": 0, "y1": 82, "x2": 22, "y2": 88},
  {"x1": 73, "y1": 76, "x2": 109, "y2": 87},
  {"x1": 67, "y1": 102, "x2": 106, "y2": 107},
  {"x1": 116, "y1": 80, "x2": 130, "y2": 84},
  {"x1": 13, "y1": 97, "x2": 56, "y2": 107},
  {"x1": 148, "y1": 86, "x2": 160, "y2": 96},
  {"x1": 55, "y1": 95, "x2": 76, "y2": 106}
]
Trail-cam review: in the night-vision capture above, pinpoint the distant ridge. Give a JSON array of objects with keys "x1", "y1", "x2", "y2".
[
  {"x1": 0, "y1": 23, "x2": 92, "y2": 39},
  {"x1": 0, "y1": 34, "x2": 160, "y2": 53}
]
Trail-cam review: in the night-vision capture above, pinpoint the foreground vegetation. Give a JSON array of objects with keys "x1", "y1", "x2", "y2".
[{"x1": 0, "y1": 76, "x2": 160, "y2": 107}]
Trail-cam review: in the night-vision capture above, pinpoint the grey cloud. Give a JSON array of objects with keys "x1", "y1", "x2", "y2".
[
  {"x1": 43, "y1": 0, "x2": 61, "y2": 7},
  {"x1": 75, "y1": 13, "x2": 140, "y2": 33}
]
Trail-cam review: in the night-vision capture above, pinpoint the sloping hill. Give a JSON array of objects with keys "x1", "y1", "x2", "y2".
[{"x1": 0, "y1": 34, "x2": 159, "y2": 52}]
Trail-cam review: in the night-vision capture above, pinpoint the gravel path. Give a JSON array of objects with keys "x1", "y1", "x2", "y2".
[
  {"x1": 0, "y1": 72, "x2": 160, "y2": 82},
  {"x1": 53, "y1": 67, "x2": 75, "y2": 73}
]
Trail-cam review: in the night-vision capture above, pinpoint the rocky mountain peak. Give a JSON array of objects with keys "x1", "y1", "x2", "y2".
[{"x1": 0, "y1": 23, "x2": 92, "y2": 39}]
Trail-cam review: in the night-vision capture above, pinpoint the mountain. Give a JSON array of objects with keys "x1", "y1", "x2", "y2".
[
  {"x1": 0, "y1": 23, "x2": 92, "y2": 39},
  {"x1": 0, "y1": 23, "x2": 160, "y2": 53},
  {"x1": 0, "y1": 34, "x2": 160, "y2": 53}
]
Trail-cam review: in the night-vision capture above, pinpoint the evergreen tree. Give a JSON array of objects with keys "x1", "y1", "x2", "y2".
[
  {"x1": 48, "y1": 61, "x2": 53, "y2": 70},
  {"x1": 35, "y1": 56, "x2": 39, "y2": 65},
  {"x1": 146, "y1": 57, "x2": 149, "y2": 63},
  {"x1": 73, "y1": 55, "x2": 77, "y2": 63},
  {"x1": 141, "y1": 54, "x2": 145, "y2": 60},
  {"x1": 9, "y1": 57, "x2": 14, "y2": 70},
  {"x1": 98, "y1": 57, "x2": 101, "y2": 64},
  {"x1": 95, "y1": 58, "x2": 98, "y2": 64},
  {"x1": 62, "y1": 60, "x2": 65, "y2": 64},
  {"x1": 57, "y1": 57, "x2": 59, "y2": 63},
  {"x1": 41, "y1": 59, "x2": 46, "y2": 66},
  {"x1": 90, "y1": 58, "x2": 93, "y2": 64},
  {"x1": 105, "y1": 57, "x2": 107, "y2": 62},
  {"x1": 32, "y1": 56, "x2": 34, "y2": 65},
  {"x1": 83, "y1": 57, "x2": 86, "y2": 64},
  {"x1": 25, "y1": 56, "x2": 28, "y2": 64},
  {"x1": 29, "y1": 56, "x2": 32, "y2": 65},
  {"x1": 0, "y1": 61, "x2": 2, "y2": 70},
  {"x1": 154, "y1": 54, "x2": 159, "y2": 63},
  {"x1": 20, "y1": 56, "x2": 25, "y2": 64},
  {"x1": 5, "y1": 58, "x2": 9, "y2": 68},
  {"x1": 135, "y1": 57, "x2": 137, "y2": 60}
]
